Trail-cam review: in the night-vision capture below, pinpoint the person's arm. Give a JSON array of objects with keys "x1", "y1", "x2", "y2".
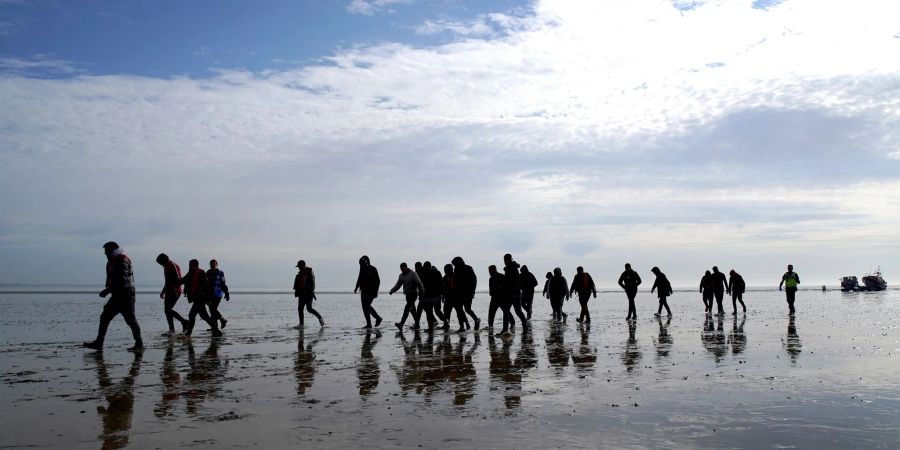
[
  {"x1": 413, "y1": 272, "x2": 425, "y2": 297},
  {"x1": 699, "y1": 277, "x2": 704, "y2": 293},
  {"x1": 220, "y1": 271, "x2": 230, "y2": 300},
  {"x1": 354, "y1": 270, "x2": 362, "y2": 294},
  {"x1": 569, "y1": 276, "x2": 576, "y2": 296},
  {"x1": 618, "y1": 273, "x2": 626, "y2": 290},
  {"x1": 651, "y1": 278, "x2": 658, "y2": 293},
  {"x1": 635, "y1": 273, "x2": 642, "y2": 286},
  {"x1": 590, "y1": 275, "x2": 597, "y2": 297},
  {"x1": 778, "y1": 273, "x2": 785, "y2": 290},
  {"x1": 389, "y1": 275, "x2": 403, "y2": 295},
  {"x1": 795, "y1": 273, "x2": 800, "y2": 285},
  {"x1": 373, "y1": 268, "x2": 380, "y2": 297}
]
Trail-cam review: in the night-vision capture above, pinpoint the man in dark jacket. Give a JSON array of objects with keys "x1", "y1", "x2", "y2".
[
  {"x1": 548, "y1": 268, "x2": 569, "y2": 322},
  {"x1": 569, "y1": 266, "x2": 597, "y2": 324},
  {"x1": 618, "y1": 263, "x2": 642, "y2": 321},
  {"x1": 416, "y1": 261, "x2": 446, "y2": 330},
  {"x1": 206, "y1": 259, "x2": 230, "y2": 329},
  {"x1": 487, "y1": 265, "x2": 512, "y2": 335},
  {"x1": 519, "y1": 265, "x2": 539, "y2": 319},
  {"x1": 710, "y1": 266, "x2": 728, "y2": 316},
  {"x1": 354, "y1": 255, "x2": 382, "y2": 328},
  {"x1": 727, "y1": 269, "x2": 746, "y2": 315},
  {"x1": 156, "y1": 253, "x2": 188, "y2": 334},
  {"x1": 294, "y1": 260, "x2": 324, "y2": 328},
  {"x1": 651, "y1": 266, "x2": 673, "y2": 317},
  {"x1": 503, "y1": 254, "x2": 528, "y2": 330},
  {"x1": 182, "y1": 259, "x2": 222, "y2": 337},
  {"x1": 84, "y1": 242, "x2": 144, "y2": 352},
  {"x1": 451, "y1": 256, "x2": 480, "y2": 330},
  {"x1": 441, "y1": 263, "x2": 468, "y2": 332}
]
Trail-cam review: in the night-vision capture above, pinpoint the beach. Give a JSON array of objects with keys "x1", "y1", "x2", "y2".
[{"x1": 1, "y1": 289, "x2": 898, "y2": 449}]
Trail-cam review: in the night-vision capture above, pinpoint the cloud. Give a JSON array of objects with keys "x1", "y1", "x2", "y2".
[
  {"x1": 0, "y1": 55, "x2": 81, "y2": 76},
  {"x1": 1, "y1": 0, "x2": 899, "y2": 288},
  {"x1": 346, "y1": 0, "x2": 414, "y2": 16}
]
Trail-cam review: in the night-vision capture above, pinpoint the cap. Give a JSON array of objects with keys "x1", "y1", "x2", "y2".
[{"x1": 102, "y1": 241, "x2": 119, "y2": 251}]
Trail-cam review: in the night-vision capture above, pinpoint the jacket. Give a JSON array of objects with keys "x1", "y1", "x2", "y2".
[
  {"x1": 105, "y1": 249, "x2": 135, "y2": 292},
  {"x1": 503, "y1": 261, "x2": 521, "y2": 299},
  {"x1": 729, "y1": 274, "x2": 745, "y2": 294},
  {"x1": 355, "y1": 265, "x2": 380, "y2": 298},
  {"x1": 570, "y1": 272, "x2": 596, "y2": 296},
  {"x1": 489, "y1": 273, "x2": 504, "y2": 298},
  {"x1": 421, "y1": 268, "x2": 443, "y2": 298},
  {"x1": 294, "y1": 268, "x2": 316, "y2": 298},
  {"x1": 651, "y1": 273, "x2": 673, "y2": 297},
  {"x1": 162, "y1": 260, "x2": 182, "y2": 296},
  {"x1": 182, "y1": 267, "x2": 208, "y2": 301},
  {"x1": 390, "y1": 270, "x2": 425, "y2": 297},
  {"x1": 520, "y1": 271, "x2": 539, "y2": 293},
  {"x1": 206, "y1": 268, "x2": 229, "y2": 299},
  {"x1": 453, "y1": 264, "x2": 477, "y2": 298},
  {"x1": 618, "y1": 269, "x2": 642, "y2": 290},
  {"x1": 548, "y1": 275, "x2": 568, "y2": 299}
]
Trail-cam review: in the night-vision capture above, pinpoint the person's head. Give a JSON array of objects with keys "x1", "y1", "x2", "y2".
[
  {"x1": 451, "y1": 256, "x2": 464, "y2": 267},
  {"x1": 156, "y1": 253, "x2": 169, "y2": 266},
  {"x1": 553, "y1": 267, "x2": 562, "y2": 277},
  {"x1": 729, "y1": 269, "x2": 736, "y2": 276},
  {"x1": 210, "y1": 259, "x2": 218, "y2": 269},
  {"x1": 712, "y1": 266, "x2": 719, "y2": 273},
  {"x1": 102, "y1": 241, "x2": 119, "y2": 258},
  {"x1": 488, "y1": 265, "x2": 498, "y2": 276},
  {"x1": 787, "y1": 264, "x2": 794, "y2": 271},
  {"x1": 423, "y1": 261, "x2": 432, "y2": 270},
  {"x1": 444, "y1": 263, "x2": 453, "y2": 275},
  {"x1": 414, "y1": 262, "x2": 423, "y2": 273},
  {"x1": 189, "y1": 259, "x2": 199, "y2": 269},
  {"x1": 521, "y1": 265, "x2": 530, "y2": 274},
  {"x1": 624, "y1": 263, "x2": 632, "y2": 270},
  {"x1": 359, "y1": 255, "x2": 370, "y2": 267},
  {"x1": 546, "y1": 271, "x2": 552, "y2": 280},
  {"x1": 503, "y1": 253, "x2": 512, "y2": 264},
  {"x1": 296, "y1": 260, "x2": 306, "y2": 270},
  {"x1": 705, "y1": 270, "x2": 711, "y2": 276},
  {"x1": 400, "y1": 262, "x2": 409, "y2": 273},
  {"x1": 576, "y1": 266, "x2": 584, "y2": 274},
  {"x1": 651, "y1": 266, "x2": 660, "y2": 274}
]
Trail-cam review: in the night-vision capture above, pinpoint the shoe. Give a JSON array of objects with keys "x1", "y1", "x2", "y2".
[
  {"x1": 161, "y1": 330, "x2": 175, "y2": 337},
  {"x1": 474, "y1": 318, "x2": 481, "y2": 330},
  {"x1": 82, "y1": 341, "x2": 102, "y2": 351},
  {"x1": 212, "y1": 329, "x2": 223, "y2": 337},
  {"x1": 411, "y1": 324, "x2": 420, "y2": 330},
  {"x1": 667, "y1": 314, "x2": 672, "y2": 317},
  {"x1": 363, "y1": 324, "x2": 372, "y2": 329},
  {"x1": 220, "y1": 318, "x2": 228, "y2": 329},
  {"x1": 457, "y1": 328, "x2": 465, "y2": 333},
  {"x1": 375, "y1": 317, "x2": 383, "y2": 327},
  {"x1": 127, "y1": 344, "x2": 145, "y2": 353},
  {"x1": 395, "y1": 322, "x2": 403, "y2": 331},
  {"x1": 442, "y1": 323, "x2": 450, "y2": 331},
  {"x1": 576, "y1": 318, "x2": 583, "y2": 323},
  {"x1": 625, "y1": 316, "x2": 631, "y2": 320},
  {"x1": 654, "y1": 313, "x2": 660, "y2": 317},
  {"x1": 180, "y1": 319, "x2": 189, "y2": 334}
]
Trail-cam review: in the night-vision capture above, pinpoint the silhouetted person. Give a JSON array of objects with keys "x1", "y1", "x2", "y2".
[
  {"x1": 154, "y1": 338, "x2": 183, "y2": 418},
  {"x1": 650, "y1": 266, "x2": 673, "y2": 317},
  {"x1": 91, "y1": 350, "x2": 141, "y2": 449},
  {"x1": 293, "y1": 260, "x2": 324, "y2": 328},
  {"x1": 710, "y1": 266, "x2": 728, "y2": 315},
  {"x1": 354, "y1": 255, "x2": 382, "y2": 328},
  {"x1": 487, "y1": 265, "x2": 513, "y2": 335},
  {"x1": 389, "y1": 262, "x2": 425, "y2": 330},
  {"x1": 357, "y1": 329, "x2": 382, "y2": 397},
  {"x1": 441, "y1": 263, "x2": 468, "y2": 332},
  {"x1": 699, "y1": 270, "x2": 714, "y2": 313},
  {"x1": 779, "y1": 264, "x2": 800, "y2": 316},
  {"x1": 784, "y1": 316, "x2": 801, "y2": 364},
  {"x1": 547, "y1": 268, "x2": 569, "y2": 322},
  {"x1": 542, "y1": 271, "x2": 552, "y2": 299},
  {"x1": 184, "y1": 338, "x2": 225, "y2": 414},
  {"x1": 618, "y1": 263, "x2": 642, "y2": 321},
  {"x1": 728, "y1": 269, "x2": 746, "y2": 314},
  {"x1": 206, "y1": 259, "x2": 230, "y2": 329},
  {"x1": 156, "y1": 253, "x2": 188, "y2": 335},
  {"x1": 84, "y1": 242, "x2": 144, "y2": 352},
  {"x1": 182, "y1": 259, "x2": 222, "y2": 337},
  {"x1": 503, "y1": 254, "x2": 529, "y2": 329},
  {"x1": 569, "y1": 266, "x2": 597, "y2": 324},
  {"x1": 519, "y1": 265, "x2": 538, "y2": 319},
  {"x1": 451, "y1": 256, "x2": 480, "y2": 330},
  {"x1": 416, "y1": 261, "x2": 446, "y2": 330}
]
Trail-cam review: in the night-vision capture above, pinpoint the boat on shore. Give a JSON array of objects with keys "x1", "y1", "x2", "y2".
[
  {"x1": 841, "y1": 276, "x2": 860, "y2": 292},
  {"x1": 862, "y1": 268, "x2": 888, "y2": 291}
]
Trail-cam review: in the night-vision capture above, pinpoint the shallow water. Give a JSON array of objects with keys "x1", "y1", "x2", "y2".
[{"x1": 1, "y1": 289, "x2": 898, "y2": 449}]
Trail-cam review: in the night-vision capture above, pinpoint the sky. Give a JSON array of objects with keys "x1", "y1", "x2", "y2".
[{"x1": 1, "y1": 0, "x2": 898, "y2": 290}]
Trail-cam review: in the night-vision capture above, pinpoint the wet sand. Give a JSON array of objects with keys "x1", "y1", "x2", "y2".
[{"x1": 1, "y1": 289, "x2": 899, "y2": 449}]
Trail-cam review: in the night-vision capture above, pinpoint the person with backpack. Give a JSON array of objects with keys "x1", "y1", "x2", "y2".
[
  {"x1": 727, "y1": 269, "x2": 746, "y2": 314},
  {"x1": 569, "y1": 266, "x2": 597, "y2": 324},
  {"x1": 181, "y1": 259, "x2": 222, "y2": 337},
  {"x1": 294, "y1": 260, "x2": 324, "y2": 328},
  {"x1": 206, "y1": 259, "x2": 230, "y2": 329},
  {"x1": 650, "y1": 266, "x2": 673, "y2": 317},
  {"x1": 83, "y1": 242, "x2": 144, "y2": 352},
  {"x1": 778, "y1": 264, "x2": 800, "y2": 316}
]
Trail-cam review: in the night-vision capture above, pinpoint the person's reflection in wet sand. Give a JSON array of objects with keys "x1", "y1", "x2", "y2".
[
  {"x1": 295, "y1": 329, "x2": 322, "y2": 397},
  {"x1": 701, "y1": 314, "x2": 728, "y2": 362},
  {"x1": 449, "y1": 334, "x2": 479, "y2": 405},
  {"x1": 621, "y1": 320, "x2": 642, "y2": 374},
  {"x1": 728, "y1": 315, "x2": 747, "y2": 355},
  {"x1": 571, "y1": 324, "x2": 597, "y2": 372},
  {"x1": 416, "y1": 331, "x2": 443, "y2": 402},
  {"x1": 488, "y1": 334, "x2": 522, "y2": 410},
  {"x1": 185, "y1": 338, "x2": 227, "y2": 414},
  {"x1": 357, "y1": 330, "x2": 382, "y2": 397},
  {"x1": 545, "y1": 321, "x2": 570, "y2": 373},
  {"x1": 395, "y1": 330, "x2": 424, "y2": 396},
  {"x1": 155, "y1": 338, "x2": 184, "y2": 418},
  {"x1": 654, "y1": 316, "x2": 673, "y2": 359},
  {"x1": 90, "y1": 351, "x2": 142, "y2": 450},
  {"x1": 785, "y1": 316, "x2": 802, "y2": 364}
]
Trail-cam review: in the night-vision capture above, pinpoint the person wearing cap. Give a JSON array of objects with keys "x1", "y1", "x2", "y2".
[
  {"x1": 618, "y1": 263, "x2": 642, "y2": 321},
  {"x1": 354, "y1": 255, "x2": 382, "y2": 328},
  {"x1": 206, "y1": 259, "x2": 230, "y2": 329},
  {"x1": 451, "y1": 256, "x2": 480, "y2": 330},
  {"x1": 156, "y1": 253, "x2": 189, "y2": 335},
  {"x1": 181, "y1": 259, "x2": 222, "y2": 337},
  {"x1": 389, "y1": 262, "x2": 425, "y2": 330},
  {"x1": 83, "y1": 242, "x2": 144, "y2": 352},
  {"x1": 650, "y1": 266, "x2": 673, "y2": 317},
  {"x1": 294, "y1": 260, "x2": 324, "y2": 327},
  {"x1": 778, "y1": 264, "x2": 800, "y2": 316}
]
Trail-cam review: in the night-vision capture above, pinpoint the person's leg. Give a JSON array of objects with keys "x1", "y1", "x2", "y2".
[
  {"x1": 164, "y1": 293, "x2": 187, "y2": 332},
  {"x1": 119, "y1": 293, "x2": 143, "y2": 348},
  {"x1": 305, "y1": 299, "x2": 324, "y2": 326},
  {"x1": 367, "y1": 296, "x2": 382, "y2": 326},
  {"x1": 737, "y1": 292, "x2": 746, "y2": 312},
  {"x1": 512, "y1": 296, "x2": 527, "y2": 324},
  {"x1": 522, "y1": 291, "x2": 533, "y2": 319},
  {"x1": 454, "y1": 302, "x2": 467, "y2": 331},
  {"x1": 662, "y1": 297, "x2": 672, "y2": 316},
  {"x1": 731, "y1": 293, "x2": 738, "y2": 314},
  {"x1": 715, "y1": 291, "x2": 725, "y2": 315},
  {"x1": 551, "y1": 297, "x2": 561, "y2": 321},
  {"x1": 656, "y1": 298, "x2": 663, "y2": 315},
  {"x1": 399, "y1": 298, "x2": 412, "y2": 327},
  {"x1": 488, "y1": 297, "x2": 499, "y2": 328},
  {"x1": 91, "y1": 298, "x2": 120, "y2": 346},
  {"x1": 196, "y1": 301, "x2": 221, "y2": 335},
  {"x1": 442, "y1": 299, "x2": 453, "y2": 328},
  {"x1": 297, "y1": 298, "x2": 305, "y2": 327},
  {"x1": 786, "y1": 289, "x2": 796, "y2": 315},
  {"x1": 464, "y1": 296, "x2": 480, "y2": 329},
  {"x1": 627, "y1": 290, "x2": 637, "y2": 319},
  {"x1": 500, "y1": 302, "x2": 512, "y2": 334},
  {"x1": 186, "y1": 301, "x2": 200, "y2": 335},
  {"x1": 361, "y1": 296, "x2": 372, "y2": 327}
]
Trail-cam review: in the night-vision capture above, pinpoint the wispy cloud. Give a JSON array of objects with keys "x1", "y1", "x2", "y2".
[
  {"x1": 346, "y1": 0, "x2": 414, "y2": 16},
  {"x1": 0, "y1": 55, "x2": 81, "y2": 76}
]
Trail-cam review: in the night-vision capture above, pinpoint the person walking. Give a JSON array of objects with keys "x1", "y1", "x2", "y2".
[
  {"x1": 699, "y1": 270, "x2": 714, "y2": 313},
  {"x1": 206, "y1": 259, "x2": 230, "y2": 329},
  {"x1": 416, "y1": 261, "x2": 446, "y2": 330},
  {"x1": 354, "y1": 255, "x2": 382, "y2": 328},
  {"x1": 293, "y1": 260, "x2": 324, "y2": 328},
  {"x1": 441, "y1": 263, "x2": 468, "y2": 332},
  {"x1": 547, "y1": 268, "x2": 569, "y2": 322},
  {"x1": 650, "y1": 266, "x2": 673, "y2": 317},
  {"x1": 519, "y1": 265, "x2": 538, "y2": 320},
  {"x1": 569, "y1": 266, "x2": 597, "y2": 324},
  {"x1": 727, "y1": 269, "x2": 746, "y2": 314},
  {"x1": 503, "y1": 254, "x2": 529, "y2": 329},
  {"x1": 389, "y1": 262, "x2": 425, "y2": 330},
  {"x1": 451, "y1": 256, "x2": 480, "y2": 330},
  {"x1": 487, "y1": 265, "x2": 514, "y2": 336},
  {"x1": 618, "y1": 263, "x2": 642, "y2": 321},
  {"x1": 710, "y1": 266, "x2": 728, "y2": 316},
  {"x1": 778, "y1": 264, "x2": 800, "y2": 316},
  {"x1": 182, "y1": 259, "x2": 223, "y2": 337},
  {"x1": 83, "y1": 242, "x2": 144, "y2": 352},
  {"x1": 156, "y1": 253, "x2": 188, "y2": 335}
]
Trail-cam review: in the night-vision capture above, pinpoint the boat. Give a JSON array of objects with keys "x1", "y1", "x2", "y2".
[
  {"x1": 861, "y1": 268, "x2": 888, "y2": 291},
  {"x1": 841, "y1": 276, "x2": 860, "y2": 292}
]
